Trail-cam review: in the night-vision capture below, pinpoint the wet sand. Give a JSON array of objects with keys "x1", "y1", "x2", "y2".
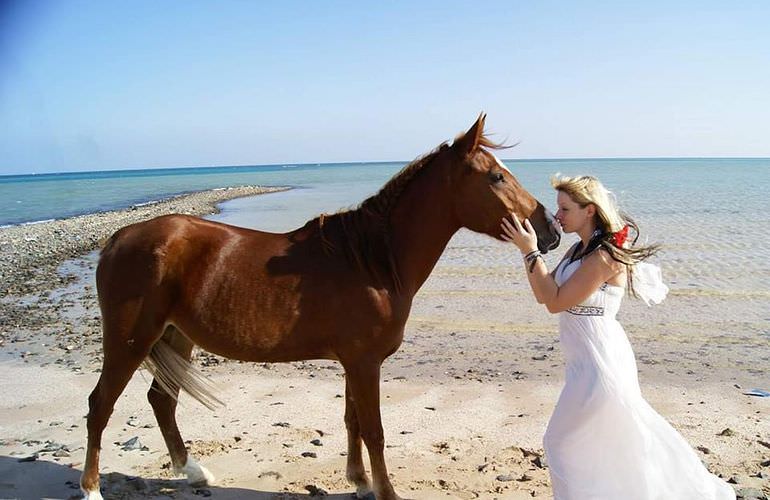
[{"x1": 0, "y1": 187, "x2": 768, "y2": 499}]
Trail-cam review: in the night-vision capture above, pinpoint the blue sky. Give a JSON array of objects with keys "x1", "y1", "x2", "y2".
[{"x1": 1, "y1": 1, "x2": 768, "y2": 174}]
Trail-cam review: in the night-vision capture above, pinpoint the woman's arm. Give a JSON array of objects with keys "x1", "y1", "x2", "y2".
[{"x1": 501, "y1": 215, "x2": 622, "y2": 313}]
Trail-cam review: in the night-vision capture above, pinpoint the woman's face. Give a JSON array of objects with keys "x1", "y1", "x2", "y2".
[{"x1": 555, "y1": 190, "x2": 593, "y2": 234}]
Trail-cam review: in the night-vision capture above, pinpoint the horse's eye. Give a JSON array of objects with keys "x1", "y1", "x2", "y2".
[{"x1": 491, "y1": 172, "x2": 505, "y2": 183}]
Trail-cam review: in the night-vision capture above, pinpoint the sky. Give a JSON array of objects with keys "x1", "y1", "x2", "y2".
[{"x1": 1, "y1": 1, "x2": 768, "y2": 175}]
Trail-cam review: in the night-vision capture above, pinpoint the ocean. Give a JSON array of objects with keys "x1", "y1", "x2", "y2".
[{"x1": 2, "y1": 158, "x2": 769, "y2": 297}]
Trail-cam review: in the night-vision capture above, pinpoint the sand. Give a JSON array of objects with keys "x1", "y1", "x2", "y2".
[{"x1": 0, "y1": 187, "x2": 767, "y2": 499}]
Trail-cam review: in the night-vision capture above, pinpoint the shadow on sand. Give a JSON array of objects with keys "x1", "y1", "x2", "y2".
[{"x1": 0, "y1": 455, "x2": 361, "y2": 499}]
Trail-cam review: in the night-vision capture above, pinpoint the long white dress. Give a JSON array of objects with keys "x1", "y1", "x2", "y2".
[{"x1": 543, "y1": 258, "x2": 736, "y2": 500}]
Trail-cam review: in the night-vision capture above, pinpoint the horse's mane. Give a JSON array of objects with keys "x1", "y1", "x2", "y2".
[
  {"x1": 313, "y1": 134, "x2": 506, "y2": 292},
  {"x1": 310, "y1": 142, "x2": 448, "y2": 292},
  {"x1": 360, "y1": 143, "x2": 449, "y2": 219}
]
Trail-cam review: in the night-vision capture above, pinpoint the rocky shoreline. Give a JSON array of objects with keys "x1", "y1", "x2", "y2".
[
  {"x1": 0, "y1": 185, "x2": 287, "y2": 297},
  {"x1": 0, "y1": 186, "x2": 288, "y2": 368}
]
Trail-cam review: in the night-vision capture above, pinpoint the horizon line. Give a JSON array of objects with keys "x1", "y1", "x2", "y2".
[{"x1": 2, "y1": 155, "x2": 769, "y2": 178}]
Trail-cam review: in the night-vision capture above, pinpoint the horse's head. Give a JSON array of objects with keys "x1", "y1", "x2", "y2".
[{"x1": 448, "y1": 114, "x2": 561, "y2": 253}]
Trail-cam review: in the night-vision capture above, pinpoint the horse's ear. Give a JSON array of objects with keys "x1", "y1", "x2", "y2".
[{"x1": 453, "y1": 112, "x2": 486, "y2": 158}]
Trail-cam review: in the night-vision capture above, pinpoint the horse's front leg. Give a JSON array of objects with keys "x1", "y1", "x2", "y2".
[
  {"x1": 344, "y1": 362, "x2": 404, "y2": 500},
  {"x1": 345, "y1": 375, "x2": 374, "y2": 497}
]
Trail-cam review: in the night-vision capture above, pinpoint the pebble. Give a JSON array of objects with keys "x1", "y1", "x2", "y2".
[
  {"x1": 119, "y1": 436, "x2": 146, "y2": 451},
  {"x1": 304, "y1": 484, "x2": 328, "y2": 496},
  {"x1": 736, "y1": 487, "x2": 766, "y2": 500},
  {"x1": 39, "y1": 441, "x2": 67, "y2": 453}
]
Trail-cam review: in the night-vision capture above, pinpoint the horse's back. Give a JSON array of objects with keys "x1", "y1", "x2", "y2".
[
  {"x1": 97, "y1": 215, "x2": 270, "y2": 298},
  {"x1": 101, "y1": 213, "x2": 282, "y2": 261},
  {"x1": 101, "y1": 215, "x2": 205, "y2": 273}
]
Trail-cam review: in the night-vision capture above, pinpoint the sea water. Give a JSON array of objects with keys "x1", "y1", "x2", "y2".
[{"x1": 2, "y1": 158, "x2": 769, "y2": 296}]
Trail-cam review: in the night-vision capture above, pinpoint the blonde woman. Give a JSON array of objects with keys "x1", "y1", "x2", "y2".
[{"x1": 501, "y1": 175, "x2": 734, "y2": 499}]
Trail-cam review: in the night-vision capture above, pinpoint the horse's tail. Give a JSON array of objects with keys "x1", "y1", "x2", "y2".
[{"x1": 143, "y1": 339, "x2": 225, "y2": 411}]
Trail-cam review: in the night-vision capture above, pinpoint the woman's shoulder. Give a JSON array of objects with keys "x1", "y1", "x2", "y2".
[{"x1": 583, "y1": 246, "x2": 625, "y2": 273}]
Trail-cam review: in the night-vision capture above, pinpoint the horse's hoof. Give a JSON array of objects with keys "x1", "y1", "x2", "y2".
[
  {"x1": 81, "y1": 489, "x2": 104, "y2": 500},
  {"x1": 182, "y1": 457, "x2": 215, "y2": 486}
]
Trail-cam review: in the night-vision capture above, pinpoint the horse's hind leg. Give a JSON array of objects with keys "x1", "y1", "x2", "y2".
[
  {"x1": 147, "y1": 327, "x2": 214, "y2": 486},
  {"x1": 345, "y1": 376, "x2": 373, "y2": 498},
  {"x1": 80, "y1": 309, "x2": 164, "y2": 500}
]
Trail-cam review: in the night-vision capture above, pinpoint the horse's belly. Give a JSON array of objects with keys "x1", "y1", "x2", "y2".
[
  {"x1": 170, "y1": 266, "x2": 403, "y2": 365},
  {"x1": 169, "y1": 308, "x2": 337, "y2": 363}
]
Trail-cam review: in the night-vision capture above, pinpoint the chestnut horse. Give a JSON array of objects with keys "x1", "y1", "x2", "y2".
[{"x1": 80, "y1": 114, "x2": 561, "y2": 500}]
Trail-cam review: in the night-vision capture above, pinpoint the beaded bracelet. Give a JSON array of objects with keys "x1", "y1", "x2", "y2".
[{"x1": 523, "y1": 250, "x2": 543, "y2": 273}]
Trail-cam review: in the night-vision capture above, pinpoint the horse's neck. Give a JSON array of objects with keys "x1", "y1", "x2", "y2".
[{"x1": 388, "y1": 164, "x2": 458, "y2": 295}]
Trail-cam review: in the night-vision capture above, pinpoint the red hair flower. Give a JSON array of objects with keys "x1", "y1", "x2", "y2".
[{"x1": 612, "y1": 225, "x2": 629, "y2": 247}]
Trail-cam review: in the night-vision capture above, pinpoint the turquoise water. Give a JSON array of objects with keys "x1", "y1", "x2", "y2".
[
  {"x1": 0, "y1": 163, "x2": 402, "y2": 227},
  {"x1": 2, "y1": 158, "x2": 769, "y2": 295},
  {"x1": 2, "y1": 158, "x2": 767, "y2": 230}
]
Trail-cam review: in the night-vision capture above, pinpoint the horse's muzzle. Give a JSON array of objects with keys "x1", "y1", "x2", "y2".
[{"x1": 539, "y1": 209, "x2": 562, "y2": 254}]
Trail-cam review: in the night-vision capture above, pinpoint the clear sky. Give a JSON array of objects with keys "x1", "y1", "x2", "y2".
[{"x1": 1, "y1": 1, "x2": 768, "y2": 174}]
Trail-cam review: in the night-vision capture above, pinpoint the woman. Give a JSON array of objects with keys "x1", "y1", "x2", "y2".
[{"x1": 500, "y1": 175, "x2": 735, "y2": 500}]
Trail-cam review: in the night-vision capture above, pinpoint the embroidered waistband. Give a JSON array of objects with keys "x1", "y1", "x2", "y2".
[{"x1": 566, "y1": 305, "x2": 605, "y2": 316}]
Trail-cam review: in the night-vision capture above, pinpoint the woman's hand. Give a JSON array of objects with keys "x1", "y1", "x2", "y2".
[{"x1": 501, "y1": 213, "x2": 539, "y2": 254}]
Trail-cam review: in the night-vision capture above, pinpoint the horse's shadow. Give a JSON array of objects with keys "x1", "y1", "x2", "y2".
[{"x1": 0, "y1": 455, "x2": 360, "y2": 499}]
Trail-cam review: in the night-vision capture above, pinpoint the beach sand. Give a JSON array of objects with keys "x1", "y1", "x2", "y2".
[{"x1": 0, "y1": 187, "x2": 767, "y2": 499}]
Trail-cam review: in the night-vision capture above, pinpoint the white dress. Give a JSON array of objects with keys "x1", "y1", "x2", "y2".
[{"x1": 543, "y1": 258, "x2": 736, "y2": 500}]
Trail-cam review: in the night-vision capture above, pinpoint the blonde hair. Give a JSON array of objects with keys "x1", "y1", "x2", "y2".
[
  {"x1": 551, "y1": 174, "x2": 660, "y2": 291},
  {"x1": 551, "y1": 174, "x2": 626, "y2": 233}
]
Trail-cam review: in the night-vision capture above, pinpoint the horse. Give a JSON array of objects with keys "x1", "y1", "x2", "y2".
[{"x1": 80, "y1": 114, "x2": 561, "y2": 500}]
